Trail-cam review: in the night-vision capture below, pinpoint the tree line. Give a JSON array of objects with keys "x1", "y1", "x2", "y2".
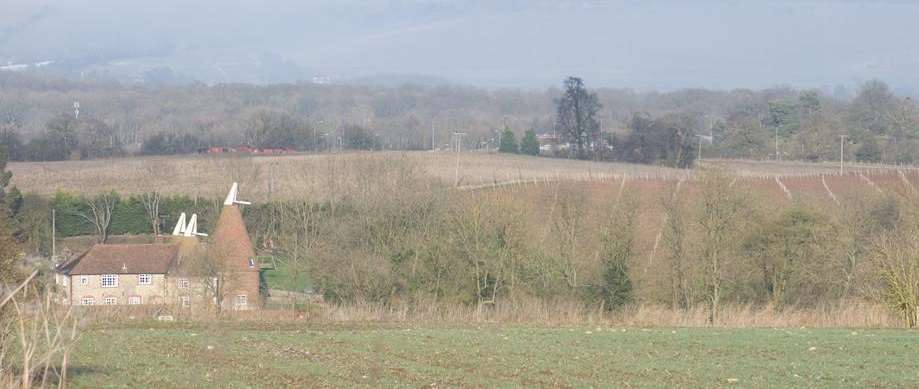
[
  {"x1": 2, "y1": 73, "x2": 917, "y2": 167},
  {"x1": 6, "y1": 152, "x2": 919, "y2": 326}
]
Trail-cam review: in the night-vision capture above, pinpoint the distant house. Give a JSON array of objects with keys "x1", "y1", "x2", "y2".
[
  {"x1": 198, "y1": 146, "x2": 294, "y2": 155},
  {"x1": 537, "y1": 133, "x2": 565, "y2": 153},
  {"x1": 55, "y1": 183, "x2": 261, "y2": 310}
]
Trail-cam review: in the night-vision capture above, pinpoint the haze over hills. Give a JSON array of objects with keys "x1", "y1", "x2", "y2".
[{"x1": 2, "y1": 0, "x2": 919, "y2": 94}]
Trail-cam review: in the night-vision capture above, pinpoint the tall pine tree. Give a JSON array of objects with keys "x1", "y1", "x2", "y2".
[
  {"x1": 498, "y1": 127, "x2": 518, "y2": 153},
  {"x1": 520, "y1": 129, "x2": 540, "y2": 156}
]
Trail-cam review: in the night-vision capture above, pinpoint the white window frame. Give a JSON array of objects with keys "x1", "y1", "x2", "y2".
[
  {"x1": 180, "y1": 296, "x2": 190, "y2": 308},
  {"x1": 235, "y1": 295, "x2": 248, "y2": 307},
  {"x1": 179, "y1": 278, "x2": 189, "y2": 289},
  {"x1": 80, "y1": 275, "x2": 89, "y2": 286},
  {"x1": 100, "y1": 274, "x2": 118, "y2": 288},
  {"x1": 128, "y1": 296, "x2": 141, "y2": 305},
  {"x1": 138, "y1": 274, "x2": 152, "y2": 285},
  {"x1": 248, "y1": 258, "x2": 255, "y2": 268},
  {"x1": 81, "y1": 297, "x2": 94, "y2": 305},
  {"x1": 104, "y1": 297, "x2": 117, "y2": 305}
]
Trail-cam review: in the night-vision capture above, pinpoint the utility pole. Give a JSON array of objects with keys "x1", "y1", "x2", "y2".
[
  {"x1": 597, "y1": 118, "x2": 603, "y2": 161},
  {"x1": 51, "y1": 208, "x2": 56, "y2": 259},
  {"x1": 839, "y1": 135, "x2": 847, "y2": 174},
  {"x1": 267, "y1": 163, "x2": 274, "y2": 202},
  {"x1": 698, "y1": 136, "x2": 703, "y2": 161},
  {"x1": 453, "y1": 132, "x2": 466, "y2": 187},
  {"x1": 775, "y1": 127, "x2": 780, "y2": 161},
  {"x1": 695, "y1": 134, "x2": 711, "y2": 163}
]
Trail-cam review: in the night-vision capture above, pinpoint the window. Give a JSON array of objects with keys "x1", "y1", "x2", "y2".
[
  {"x1": 128, "y1": 296, "x2": 141, "y2": 305},
  {"x1": 81, "y1": 297, "x2": 94, "y2": 306},
  {"x1": 138, "y1": 274, "x2": 152, "y2": 285},
  {"x1": 80, "y1": 276, "x2": 89, "y2": 286},
  {"x1": 180, "y1": 296, "x2": 190, "y2": 308},
  {"x1": 101, "y1": 274, "x2": 118, "y2": 288},
  {"x1": 235, "y1": 295, "x2": 248, "y2": 308},
  {"x1": 104, "y1": 297, "x2": 117, "y2": 305},
  {"x1": 248, "y1": 258, "x2": 255, "y2": 268},
  {"x1": 178, "y1": 278, "x2": 189, "y2": 289}
]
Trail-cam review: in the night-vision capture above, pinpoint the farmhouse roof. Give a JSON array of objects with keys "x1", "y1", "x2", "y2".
[
  {"x1": 210, "y1": 205, "x2": 258, "y2": 272},
  {"x1": 63, "y1": 244, "x2": 179, "y2": 275}
]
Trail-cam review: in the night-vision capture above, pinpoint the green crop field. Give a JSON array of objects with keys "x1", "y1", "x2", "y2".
[{"x1": 69, "y1": 323, "x2": 918, "y2": 388}]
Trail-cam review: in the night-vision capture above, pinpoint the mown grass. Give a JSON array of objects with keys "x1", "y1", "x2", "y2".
[
  {"x1": 262, "y1": 258, "x2": 312, "y2": 293},
  {"x1": 69, "y1": 323, "x2": 918, "y2": 388}
]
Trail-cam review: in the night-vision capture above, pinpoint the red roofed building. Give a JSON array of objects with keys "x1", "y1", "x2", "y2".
[{"x1": 55, "y1": 183, "x2": 261, "y2": 311}]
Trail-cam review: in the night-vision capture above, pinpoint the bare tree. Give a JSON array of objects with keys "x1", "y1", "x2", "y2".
[
  {"x1": 663, "y1": 182, "x2": 692, "y2": 310},
  {"x1": 77, "y1": 192, "x2": 117, "y2": 243},
  {"x1": 276, "y1": 200, "x2": 319, "y2": 291},
  {"x1": 870, "y1": 231, "x2": 919, "y2": 327},
  {"x1": 1, "y1": 271, "x2": 78, "y2": 388},
  {"x1": 141, "y1": 191, "x2": 161, "y2": 236},
  {"x1": 696, "y1": 168, "x2": 746, "y2": 324},
  {"x1": 550, "y1": 185, "x2": 587, "y2": 290}
]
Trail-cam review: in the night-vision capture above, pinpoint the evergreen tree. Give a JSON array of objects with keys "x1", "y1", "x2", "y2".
[
  {"x1": 600, "y1": 251, "x2": 633, "y2": 310},
  {"x1": 498, "y1": 127, "x2": 518, "y2": 153},
  {"x1": 520, "y1": 129, "x2": 540, "y2": 156}
]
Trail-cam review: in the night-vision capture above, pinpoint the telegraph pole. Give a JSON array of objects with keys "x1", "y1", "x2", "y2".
[
  {"x1": 775, "y1": 127, "x2": 780, "y2": 161},
  {"x1": 453, "y1": 132, "x2": 466, "y2": 187},
  {"x1": 839, "y1": 135, "x2": 847, "y2": 174},
  {"x1": 698, "y1": 136, "x2": 703, "y2": 161},
  {"x1": 51, "y1": 208, "x2": 56, "y2": 259}
]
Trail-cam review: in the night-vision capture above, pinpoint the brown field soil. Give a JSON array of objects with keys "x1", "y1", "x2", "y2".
[
  {"x1": 10, "y1": 151, "x2": 914, "y2": 200},
  {"x1": 8, "y1": 151, "x2": 685, "y2": 200}
]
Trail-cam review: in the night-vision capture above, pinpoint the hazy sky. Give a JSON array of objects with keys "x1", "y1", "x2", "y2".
[{"x1": 2, "y1": 0, "x2": 918, "y2": 91}]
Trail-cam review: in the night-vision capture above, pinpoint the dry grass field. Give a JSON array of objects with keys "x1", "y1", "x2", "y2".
[
  {"x1": 8, "y1": 151, "x2": 684, "y2": 200},
  {"x1": 8, "y1": 151, "x2": 914, "y2": 200}
]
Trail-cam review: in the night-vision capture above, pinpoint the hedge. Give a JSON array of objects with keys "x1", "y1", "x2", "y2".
[{"x1": 46, "y1": 192, "x2": 225, "y2": 238}]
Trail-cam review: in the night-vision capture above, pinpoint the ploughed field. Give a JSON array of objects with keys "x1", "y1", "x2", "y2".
[
  {"x1": 9, "y1": 151, "x2": 913, "y2": 200},
  {"x1": 71, "y1": 323, "x2": 919, "y2": 388}
]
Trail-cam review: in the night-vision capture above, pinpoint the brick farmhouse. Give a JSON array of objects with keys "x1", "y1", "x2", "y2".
[{"x1": 54, "y1": 183, "x2": 261, "y2": 310}]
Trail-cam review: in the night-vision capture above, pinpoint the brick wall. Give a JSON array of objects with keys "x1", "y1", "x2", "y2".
[
  {"x1": 68, "y1": 273, "x2": 168, "y2": 306},
  {"x1": 62, "y1": 270, "x2": 260, "y2": 310}
]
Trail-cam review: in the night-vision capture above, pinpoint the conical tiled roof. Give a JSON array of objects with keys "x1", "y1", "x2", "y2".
[{"x1": 209, "y1": 205, "x2": 258, "y2": 272}]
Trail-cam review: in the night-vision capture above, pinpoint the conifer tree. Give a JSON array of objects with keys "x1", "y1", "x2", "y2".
[{"x1": 520, "y1": 129, "x2": 540, "y2": 156}]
